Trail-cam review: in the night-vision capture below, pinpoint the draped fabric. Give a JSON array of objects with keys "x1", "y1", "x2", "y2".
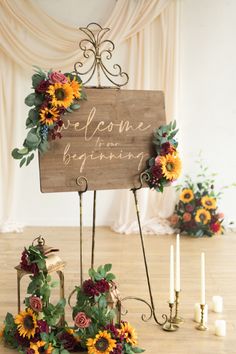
[{"x1": 0, "y1": 0, "x2": 178, "y2": 233}]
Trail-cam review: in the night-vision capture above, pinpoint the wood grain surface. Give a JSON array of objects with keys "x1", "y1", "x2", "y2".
[{"x1": 39, "y1": 88, "x2": 166, "y2": 192}]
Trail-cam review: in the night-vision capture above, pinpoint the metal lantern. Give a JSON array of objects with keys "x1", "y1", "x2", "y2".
[{"x1": 15, "y1": 236, "x2": 66, "y2": 324}]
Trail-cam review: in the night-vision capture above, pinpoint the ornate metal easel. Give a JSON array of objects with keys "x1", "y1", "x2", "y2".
[{"x1": 74, "y1": 23, "x2": 167, "y2": 326}]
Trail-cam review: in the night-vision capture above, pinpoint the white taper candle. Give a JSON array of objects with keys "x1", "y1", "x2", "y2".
[
  {"x1": 175, "y1": 234, "x2": 180, "y2": 291},
  {"x1": 201, "y1": 252, "x2": 206, "y2": 305},
  {"x1": 170, "y1": 245, "x2": 175, "y2": 303}
]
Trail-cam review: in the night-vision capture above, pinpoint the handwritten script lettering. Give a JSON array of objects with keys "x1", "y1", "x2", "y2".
[
  {"x1": 63, "y1": 143, "x2": 148, "y2": 173},
  {"x1": 61, "y1": 107, "x2": 151, "y2": 141}
]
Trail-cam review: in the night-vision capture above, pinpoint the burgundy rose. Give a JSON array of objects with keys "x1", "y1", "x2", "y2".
[
  {"x1": 37, "y1": 320, "x2": 49, "y2": 334},
  {"x1": 26, "y1": 349, "x2": 35, "y2": 354},
  {"x1": 210, "y1": 222, "x2": 221, "y2": 233},
  {"x1": 104, "y1": 324, "x2": 119, "y2": 337},
  {"x1": 48, "y1": 71, "x2": 68, "y2": 84},
  {"x1": 185, "y1": 204, "x2": 194, "y2": 213},
  {"x1": 74, "y1": 312, "x2": 91, "y2": 329},
  {"x1": 29, "y1": 296, "x2": 43, "y2": 312},
  {"x1": 14, "y1": 330, "x2": 30, "y2": 347},
  {"x1": 58, "y1": 331, "x2": 77, "y2": 351},
  {"x1": 83, "y1": 279, "x2": 99, "y2": 297},
  {"x1": 20, "y1": 250, "x2": 39, "y2": 275},
  {"x1": 111, "y1": 343, "x2": 123, "y2": 354},
  {"x1": 160, "y1": 142, "x2": 176, "y2": 156},
  {"x1": 36, "y1": 79, "x2": 50, "y2": 93},
  {"x1": 151, "y1": 165, "x2": 163, "y2": 179},
  {"x1": 96, "y1": 279, "x2": 110, "y2": 293}
]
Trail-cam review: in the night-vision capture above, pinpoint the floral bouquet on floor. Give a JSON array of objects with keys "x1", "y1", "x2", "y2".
[
  {"x1": 144, "y1": 121, "x2": 181, "y2": 192},
  {"x1": 169, "y1": 157, "x2": 234, "y2": 237},
  {"x1": 12, "y1": 67, "x2": 86, "y2": 167},
  {"x1": 0, "y1": 244, "x2": 72, "y2": 353},
  {"x1": 70, "y1": 264, "x2": 144, "y2": 354}
]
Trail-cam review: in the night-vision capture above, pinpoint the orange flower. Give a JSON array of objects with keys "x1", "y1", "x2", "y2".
[{"x1": 183, "y1": 212, "x2": 191, "y2": 222}]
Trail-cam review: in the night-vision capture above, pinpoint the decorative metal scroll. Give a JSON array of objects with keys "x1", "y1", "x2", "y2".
[{"x1": 74, "y1": 22, "x2": 129, "y2": 87}]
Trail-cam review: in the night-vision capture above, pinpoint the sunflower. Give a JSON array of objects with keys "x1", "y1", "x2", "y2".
[
  {"x1": 14, "y1": 308, "x2": 37, "y2": 339},
  {"x1": 159, "y1": 153, "x2": 181, "y2": 181},
  {"x1": 195, "y1": 208, "x2": 211, "y2": 225},
  {"x1": 87, "y1": 330, "x2": 116, "y2": 354},
  {"x1": 69, "y1": 77, "x2": 82, "y2": 99},
  {"x1": 201, "y1": 195, "x2": 217, "y2": 210},
  {"x1": 47, "y1": 82, "x2": 74, "y2": 108},
  {"x1": 119, "y1": 322, "x2": 138, "y2": 347},
  {"x1": 30, "y1": 340, "x2": 53, "y2": 354},
  {"x1": 39, "y1": 106, "x2": 60, "y2": 126},
  {"x1": 179, "y1": 189, "x2": 194, "y2": 203}
]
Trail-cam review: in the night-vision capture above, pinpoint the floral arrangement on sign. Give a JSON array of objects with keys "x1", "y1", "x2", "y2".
[
  {"x1": 0, "y1": 244, "x2": 144, "y2": 354},
  {"x1": 170, "y1": 157, "x2": 234, "y2": 237},
  {"x1": 71, "y1": 264, "x2": 144, "y2": 354},
  {"x1": 144, "y1": 121, "x2": 181, "y2": 192},
  {"x1": 11, "y1": 67, "x2": 86, "y2": 167}
]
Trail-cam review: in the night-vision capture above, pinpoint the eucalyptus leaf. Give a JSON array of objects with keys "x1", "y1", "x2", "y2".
[
  {"x1": 12, "y1": 148, "x2": 23, "y2": 160},
  {"x1": 25, "y1": 93, "x2": 36, "y2": 107},
  {"x1": 20, "y1": 157, "x2": 26, "y2": 167}
]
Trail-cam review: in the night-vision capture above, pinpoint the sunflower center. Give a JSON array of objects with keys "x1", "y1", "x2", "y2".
[
  {"x1": 23, "y1": 315, "x2": 34, "y2": 330},
  {"x1": 185, "y1": 193, "x2": 190, "y2": 199},
  {"x1": 39, "y1": 347, "x2": 45, "y2": 353},
  {"x1": 95, "y1": 338, "x2": 109, "y2": 351},
  {"x1": 206, "y1": 201, "x2": 212, "y2": 206},
  {"x1": 46, "y1": 111, "x2": 53, "y2": 118},
  {"x1": 166, "y1": 162, "x2": 174, "y2": 171},
  {"x1": 55, "y1": 88, "x2": 66, "y2": 100},
  {"x1": 200, "y1": 213, "x2": 206, "y2": 221}
]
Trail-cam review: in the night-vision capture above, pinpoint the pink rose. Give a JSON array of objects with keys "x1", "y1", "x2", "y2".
[
  {"x1": 29, "y1": 296, "x2": 43, "y2": 312},
  {"x1": 48, "y1": 71, "x2": 68, "y2": 84},
  {"x1": 217, "y1": 212, "x2": 224, "y2": 220},
  {"x1": 74, "y1": 312, "x2": 91, "y2": 329}
]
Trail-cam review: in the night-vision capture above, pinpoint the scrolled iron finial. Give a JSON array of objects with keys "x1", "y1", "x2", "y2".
[
  {"x1": 74, "y1": 22, "x2": 129, "y2": 87},
  {"x1": 76, "y1": 176, "x2": 88, "y2": 193},
  {"x1": 132, "y1": 171, "x2": 151, "y2": 191}
]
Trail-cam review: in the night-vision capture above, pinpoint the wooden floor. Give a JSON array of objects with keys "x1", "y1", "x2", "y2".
[{"x1": 0, "y1": 227, "x2": 236, "y2": 354}]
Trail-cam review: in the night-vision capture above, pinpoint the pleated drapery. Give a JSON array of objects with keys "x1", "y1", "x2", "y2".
[{"x1": 0, "y1": 0, "x2": 178, "y2": 233}]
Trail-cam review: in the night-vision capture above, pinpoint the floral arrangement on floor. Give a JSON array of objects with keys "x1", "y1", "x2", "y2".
[
  {"x1": 144, "y1": 121, "x2": 181, "y2": 192},
  {"x1": 0, "y1": 244, "x2": 70, "y2": 353},
  {"x1": 71, "y1": 264, "x2": 144, "y2": 354},
  {"x1": 12, "y1": 67, "x2": 86, "y2": 167},
  {"x1": 0, "y1": 243, "x2": 144, "y2": 354},
  {"x1": 169, "y1": 157, "x2": 234, "y2": 237}
]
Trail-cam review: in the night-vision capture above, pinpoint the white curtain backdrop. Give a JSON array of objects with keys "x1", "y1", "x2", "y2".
[{"x1": 0, "y1": 0, "x2": 178, "y2": 233}]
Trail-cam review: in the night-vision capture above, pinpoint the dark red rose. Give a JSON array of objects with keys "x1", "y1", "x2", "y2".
[
  {"x1": 195, "y1": 199, "x2": 201, "y2": 206},
  {"x1": 111, "y1": 343, "x2": 123, "y2": 354},
  {"x1": 151, "y1": 165, "x2": 163, "y2": 180},
  {"x1": 96, "y1": 279, "x2": 110, "y2": 293},
  {"x1": 83, "y1": 279, "x2": 99, "y2": 297},
  {"x1": 58, "y1": 331, "x2": 77, "y2": 351},
  {"x1": 185, "y1": 204, "x2": 194, "y2": 213},
  {"x1": 36, "y1": 79, "x2": 50, "y2": 93},
  {"x1": 20, "y1": 250, "x2": 39, "y2": 275},
  {"x1": 210, "y1": 222, "x2": 221, "y2": 233},
  {"x1": 15, "y1": 330, "x2": 30, "y2": 347},
  {"x1": 104, "y1": 324, "x2": 119, "y2": 338},
  {"x1": 26, "y1": 350, "x2": 35, "y2": 354},
  {"x1": 37, "y1": 320, "x2": 49, "y2": 334},
  {"x1": 160, "y1": 142, "x2": 176, "y2": 156}
]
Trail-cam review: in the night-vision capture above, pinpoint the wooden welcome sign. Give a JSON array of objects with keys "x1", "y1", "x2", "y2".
[{"x1": 39, "y1": 88, "x2": 166, "y2": 192}]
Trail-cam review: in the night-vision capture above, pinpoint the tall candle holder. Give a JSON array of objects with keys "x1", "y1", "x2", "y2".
[
  {"x1": 196, "y1": 304, "x2": 208, "y2": 331},
  {"x1": 162, "y1": 303, "x2": 179, "y2": 332},
  {"x1": 172, "y1": 290, "x2": 184, "y2": 325}
]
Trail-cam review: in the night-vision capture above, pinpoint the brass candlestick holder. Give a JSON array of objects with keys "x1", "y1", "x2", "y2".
[
  {"x1": 172, "y1": 290, "x2": 184, "y2": 325},
  {"x1": 162, "y1": 303, "x2": 179, "y2": 332},
  {"x1": 196, "y1": 304, "x2": 208, "y2": 331}
]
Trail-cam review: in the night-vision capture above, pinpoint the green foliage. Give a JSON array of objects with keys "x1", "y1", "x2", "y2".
[{"x1": 12, "y1": 66, "x2": 86, "y2": 167}]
